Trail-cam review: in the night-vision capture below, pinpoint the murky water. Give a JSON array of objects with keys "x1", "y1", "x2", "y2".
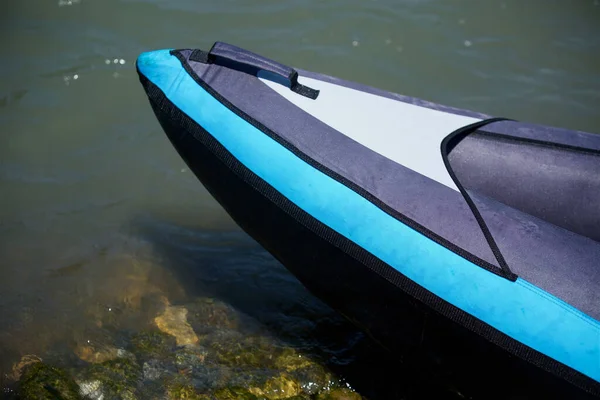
[{"x1": 1, "y1": 0, "x2": 599, "y2": 398}]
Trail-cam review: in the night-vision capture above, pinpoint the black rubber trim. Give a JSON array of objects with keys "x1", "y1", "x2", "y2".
[
  {"x1": 135, "y1": 70, "x2": 600, "y2": 398},
  {"x1": 169, "y1": 49, "x2": 516, "y2": 281},
  {"x1": 441, "y1": 118, "x2": 518, "y2": 280}
]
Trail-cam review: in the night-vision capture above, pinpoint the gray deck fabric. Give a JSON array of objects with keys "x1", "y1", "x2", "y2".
[
  {"x1": 449, "y1": 131, "x2": 600, "y2": 242},
  {"x1": 469, "y1": 189, "x2": 600, "y2": 320}
]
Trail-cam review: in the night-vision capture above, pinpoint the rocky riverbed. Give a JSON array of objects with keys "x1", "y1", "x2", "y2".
[{"x1": 4, "y1": 290, "x2": 364, "y2": 400}]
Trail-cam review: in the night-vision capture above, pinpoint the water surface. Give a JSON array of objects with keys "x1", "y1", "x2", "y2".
[{"x1": 1, "y1": 0, "x2": 599, "y2": 398}]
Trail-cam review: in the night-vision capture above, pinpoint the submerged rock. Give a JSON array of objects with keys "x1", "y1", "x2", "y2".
[
  {"x1": 77, "y1": 356, "x2": 142, "y2": 400},
  {"x1": 273, "y1": 347, "x2": 335, "y2": 394},
  {"x1": 73, "y1": 334, "x2": 135, "y2": 364},
  {"x1": 291, "y1": 363, "x2": 336, "y2": 396},
  {"x1": 18, "y1": 362, "x2": 82, "y2": 400},
  {"x1": 7, "y1": 354, "x2": 42, "y2": 381},
  {"x1": 106, "y1": 254, "x2": 180, "y2": 313},
  {"x1": 74, "y1": 345, "x2": 119, "y2": 364},
  {"x1": 163, "y1": 375, "x2": 210, "y2": 400},
  {"x1": 248, "y1": 373, "x2": 302, "y2": 399},
  {"x1": 208, "y1": 335, "x2": 279, "y2": 369},
  {"x1": 273, "y1": 348, "x2": 314, "y2": 372},
  {"x1": 316, "y1": 388, "x2": 362, "y2": 400},
  {"x1": 142, "y1": 359, "x2": 164, "y2": 381},
  {"x1": 188, "y1": 364, "x2": 232, "y2": 392},
  {"x1": 130, "y1": 329, "x2": 176, "y2": 360},
  {"x1": 186, "y1": 297, "x2": 241, "y2": 333},
  {"x1": 78, "y1": 380, "x2": 104, "y2": 400},
  {"x1": 202, "y1": 329, "x2": 340, "y2": 398},
  {"x1": 166, "y1": 385, "x2": 207, "y2": 400},
  {"x1": 174, "y1": 344, "x2": 208, "y2": 372},
  {"x1": 213, "y1": 386, "x2": 260, "y2": 400},
  {"x1": 155, "y1": 304, "x2": 199, "y2": 346}
]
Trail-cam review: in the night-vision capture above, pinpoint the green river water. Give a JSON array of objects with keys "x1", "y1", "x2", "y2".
[{"x1": 1, "y1": 1, "x2": 599, "y2": 399}]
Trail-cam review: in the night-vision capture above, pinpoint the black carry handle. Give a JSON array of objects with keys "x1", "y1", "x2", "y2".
[{"x1": 189, "y1": 42, "x2": 319, "y2": 100}]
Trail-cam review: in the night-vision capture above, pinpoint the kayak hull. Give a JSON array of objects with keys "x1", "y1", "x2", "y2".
[{"x1": 136, "y1": 43, "x2": 600, "y2": 399}]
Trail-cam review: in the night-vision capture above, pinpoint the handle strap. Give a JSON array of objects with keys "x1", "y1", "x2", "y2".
[{"x1": 189, "y1": 42, "x2": 319, "y2": 100}]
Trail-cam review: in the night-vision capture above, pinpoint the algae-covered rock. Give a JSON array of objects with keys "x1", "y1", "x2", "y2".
[
  {"x1": 75, "y1": 344, "x2": 135, "y2": 365},
  {"x1": 273, "y1": 347, "x2": 336, "y2": 395},
  {"x1": 88, "y1": 357, "x2": 141, "y2": 382},
  {"x1": 166, "y1": 383, "x2": 207, "y2": 400},
  {"x1": 142, "y1": 359, "x2": 165, "y2": 381},
  {"x1": 291, "y1": 363, "x2": 336, "y2": 396},
  {"x1": 206, "y1": 332, "x2": 337, "y2": 397},
  {"x1": 163, "y1": 375, "x2": 210, "y2": 400},
  {"x1": 248, "y1": 373, "x2": 302, "y2": 400},
  {"x1": 77, "y1": 356, "x2": 142, "y2": 399},
  {"x1": 104, "y1": 254, "x2": 177, "y2": 312},
  {"x1": 213, "y1": 386, "x2": 261, "y2": 400},
  {"x1": 209, "y1": 335, "x2": 278, "y2": 369},
  {"x1": 18, "y1": 362, "x2": 82, "y2": 400},
  {"x1": 174, "y1": 345, "x2": 208, "y2": 372},
  {"x1": 185, "y1": 297, "x2": 246, "y2": 335},
  {"x1": 209, "y1": 334, "x2": 330, "y2": 374},
  {"x1": 189, "y1": 364, "x2": 233, "y2": 393},
  {"x1": 316, "y1": 388, "x2": 362, "y2": 400},
  {"x1": 78, "y1": 380, "x2": 104, "y2": 400},
  {"x1": 273, "y1": 348, "x2": 313, "y2": 372},
  {"x1": 75, "y1": 344, "x2": 119, "y2": 364},
  {"x1": 7, "y1": 354, "x2": 42, "y2": 381},
  {"x1": 130, "y1": 329, "x2": 176, "y2": 360},
  {"x1": 155, "y1": 304, "x2": 200, "y2": 346}
]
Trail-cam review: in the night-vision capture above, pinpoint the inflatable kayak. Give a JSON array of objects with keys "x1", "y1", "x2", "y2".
[{"x1": 137, "y1": 42, "x2": 600, "y2": 399}]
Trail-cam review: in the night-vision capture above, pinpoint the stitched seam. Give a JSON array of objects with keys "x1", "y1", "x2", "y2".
[{"x1": 517, "y1": 279, "x2": 600, "y2": 330}]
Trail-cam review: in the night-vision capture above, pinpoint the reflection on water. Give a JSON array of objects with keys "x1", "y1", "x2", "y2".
[
  {"x1": 1, "y1": 0, "x2": 598, "y2": 398},
  {"x1": 58, "y1": 0, "x2": 82, "y2": 7}
]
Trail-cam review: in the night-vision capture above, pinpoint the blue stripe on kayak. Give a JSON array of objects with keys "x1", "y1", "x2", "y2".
[{"x1": 137, "y1": 49, "x2": 600, "y2": 383}]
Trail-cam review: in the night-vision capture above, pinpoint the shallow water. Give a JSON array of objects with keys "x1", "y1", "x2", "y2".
[{"x1": 1, "y1": 0, "x2": 599, "y2": 398}]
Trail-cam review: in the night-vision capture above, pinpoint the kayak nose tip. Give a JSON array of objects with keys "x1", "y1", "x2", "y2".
[
  {"x1": 136, "y1": 49, "x2": 169, "y2": 69},
  {"x1": 135, "y1": 49, "x2": 176, "y2": 79}
]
